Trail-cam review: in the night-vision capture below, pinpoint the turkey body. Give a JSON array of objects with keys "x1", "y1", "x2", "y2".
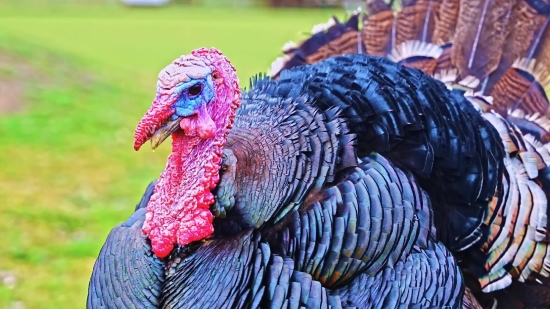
[{"x1": 89, "y1": 54, "x2": 550, "y2": 308}]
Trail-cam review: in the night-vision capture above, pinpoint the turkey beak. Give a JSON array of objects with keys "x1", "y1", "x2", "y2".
[{"x1": 150, "y1": 117, "x2": 181, "y2": 150}]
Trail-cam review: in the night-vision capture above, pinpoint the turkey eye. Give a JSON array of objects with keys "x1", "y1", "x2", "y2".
[{"x1": 188, "y1": 83, "x2": 203, "y2": 96}]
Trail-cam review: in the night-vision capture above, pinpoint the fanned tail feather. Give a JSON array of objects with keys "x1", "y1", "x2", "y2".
[
  {"x1": 394, "y1": 0, "x2": 442, "y2": 46},
  {"x1": 450, "y1": 0, "x2": 516, "y2": 82},
  {"x1": 491, "y1": 58, "x2": 550, "y2": 116},
  {"x1": 362, "y1": 0, "x2": 396, "y2": 56},
  {"x1": 526, "y1": 4, "x2": 550, "y2": 88},
  {"x1": 269, "y1": 0, "x2": 550, "y2": 116},
  {"x1": 388, "y1": 40, "x2": 443, "y2": 74},
  {"x1": 466, "y1": 112, "x2": 550, "y2": 295},
  {"x1": 311, "y1": 16, "x2": 338, "y2": 35},
  {"x1": 483, "y1": 1, "x2": 550, "y2": 95},
  {"x1": 508, "y1": 109, "x2": 550, "y2": 143},
  {"x1": 269, "y1": 13, "x2": 362, "y2": 79},
  {"x1": 464, "y1": 91, "x2": 494, "y2": 112},
  {"x1": 432, "y1": 0, "x2": 460, "y2": 44},
  {"x1": 433, "y1": 68, "x2": 458, "y2": 87}
]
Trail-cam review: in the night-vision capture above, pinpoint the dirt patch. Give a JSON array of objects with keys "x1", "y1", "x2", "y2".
[
  {"x1": 0, "y1": 53, "x2": 45, "y2": 115},
  {"x1": 0, "y1": 81, "x2": 24, "y2": 114}
]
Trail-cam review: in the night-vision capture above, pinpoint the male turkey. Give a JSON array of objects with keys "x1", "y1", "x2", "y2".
[
  {"x1": 88, "y1": 45, "x2": 550, "y2": 308},
  {"x1": 269, "y1": 0, "x2": 550, "y2": 143}
]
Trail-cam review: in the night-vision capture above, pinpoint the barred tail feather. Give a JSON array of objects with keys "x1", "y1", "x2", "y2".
[
  {"x1": 362, "y1": 5, "x2": 395, "y2": 56},
  {"x1": 394, "y1": 0, "x2": 441, "y2": 46},
  {"x1": 470, "y1": 112, "x2": 550, "y2": 294},
  {"x1": 490, "y1": 58, "x2": 550, "y2": 116},
  {"x1": 388, "y1": 40, "x2": 443, "y2": 74},
  {"x1": 269, "y1": 13, "x2": 362, "y2": 79},
  {"x1": 483, "y1": 1, "x2": 550, "y2": 95},
  {"x1": 270, "y1": 0, "x2": 550, "y2": 116}
]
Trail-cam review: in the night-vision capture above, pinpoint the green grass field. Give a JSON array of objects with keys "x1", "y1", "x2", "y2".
[{"x1": 0, "y1": 3, "x2": 342, "y2": 308}]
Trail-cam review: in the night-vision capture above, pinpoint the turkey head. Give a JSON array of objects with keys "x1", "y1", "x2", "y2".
[{"x1": 133, "y1": 48, "x2": 241, "y2": 258}]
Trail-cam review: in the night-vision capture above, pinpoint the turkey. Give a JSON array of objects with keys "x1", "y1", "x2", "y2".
[
  {"x1": 269, "y1": 0, "x2": 550, "y2": 144},
  {"x1": 88, "y1": 42, "x2": 550, "y2": 308}
]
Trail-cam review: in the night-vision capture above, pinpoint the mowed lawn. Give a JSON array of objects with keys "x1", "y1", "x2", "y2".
[{"x1": 0, "y1": 4, "x2": 341, "y2": 308}]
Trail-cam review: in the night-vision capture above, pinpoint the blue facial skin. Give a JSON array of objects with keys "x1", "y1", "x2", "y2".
[{"x1": 169, "y1": 74, "x2": 215, "y2": 121}]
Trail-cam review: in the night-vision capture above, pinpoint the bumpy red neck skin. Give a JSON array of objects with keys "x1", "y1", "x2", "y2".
[
  {"x1": 142, "y1": 125, "x2": 223, "y2": 258},
  {"x1": 138, "y1": 48, "x2": 240, "y2": 258}
]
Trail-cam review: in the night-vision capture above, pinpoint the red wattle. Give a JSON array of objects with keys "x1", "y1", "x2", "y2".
[{"x1": 143, "y1": 130, "x2": 224, "y2": 258}]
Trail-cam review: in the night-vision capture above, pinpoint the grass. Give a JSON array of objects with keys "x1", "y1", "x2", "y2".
[{"x1": 0, "y1": 3, "x2": 343, "y2": 308}]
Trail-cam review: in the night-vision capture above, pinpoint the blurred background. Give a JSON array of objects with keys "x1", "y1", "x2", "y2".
[{"x1": 0, "y1": 0, "x2": 359, "y2": 308}]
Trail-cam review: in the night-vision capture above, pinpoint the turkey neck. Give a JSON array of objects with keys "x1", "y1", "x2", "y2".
[
  {"x1": 142, "y1": 86, "x2": 241, "y2": 258},
  {"x1": 166, "y1": 129, "x2": 223, "y2": 206},
  {"x1": 141, "y1": 125, "x2": 225, "y2": 258},
  {"x1": 143, "y1": 130, "x2": 227, "y2": 258}
]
